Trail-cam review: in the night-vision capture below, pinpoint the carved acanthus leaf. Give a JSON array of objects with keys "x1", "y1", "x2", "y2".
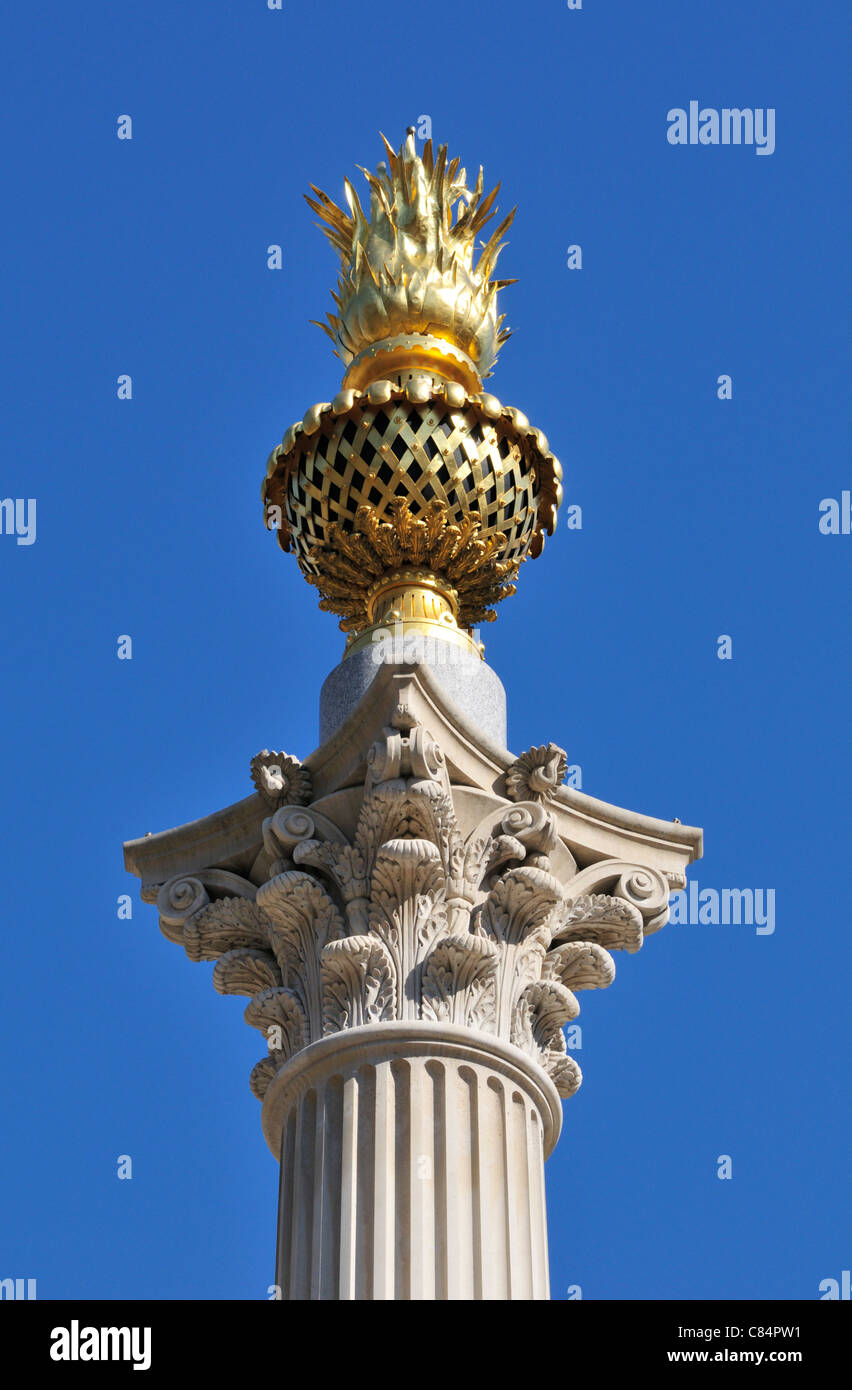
[
  {"x1": 370, "y1": 839, "x2": 444, "y2": 911},
  {"x1": 421, "y1": 934, "x2": 499, "y2": 1028},
  {"x1": 547, "y1": 1051, "x2": 583, "y2": 1100},
  {"x1": 368, "y1": 840, "x2": 447, "y2": 947},
  {"x1": 244, "y1": 986, "x2": 308, "y2": 1059},
  {"x1": 250, "y1": 1055, "x2": 283, "y2": 1102},
  {"x1": 183, "y1": 897, "x2": 271, "y2": 963},
  {"x1": 352, "y1": 781, "x2": 410, "y2": 882},
  {"x1": 293, "y1": 839, "x2": 369, "y2": 909},
  {"x1": 257, "y1": 871, "x2": 346, "y2": 975},
  {"x1": 476, "y1": 866, "x2": 565, "y2": 948},
  {"x1": 459, "y1": 834, "x2": 497, "y2": 892},
  {"x1": 543, "y1": 940, "x2": 616, "y2": 991},
  {"x1": 321, "y1": 935, "x2": 396, "y2": 1032},
  {"x1": 256, "y1": 871, "x2": 347, "y2": 1039},
  {"x1": 213, "y1": 948, "x2": 282, "y2": 997},
  {"x1": 553, "y1": 893, "x2": 644, "y2": 953},
  {"x1": 513, "y1": 979, "x2": 579, "y2": 1054}
]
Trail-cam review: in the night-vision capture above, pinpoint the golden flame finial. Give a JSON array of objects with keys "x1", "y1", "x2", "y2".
[
  {"x1": 306, "y1": 129, "x2": 516, "y2": 391},
  {"x1": 263, "y1": 132, "x2": 562, "y2": 660}
]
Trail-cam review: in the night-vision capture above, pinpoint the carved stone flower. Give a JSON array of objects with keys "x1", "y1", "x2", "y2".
[
  {"x1": 250, "y1": 750, "x2": 312, "y2": 807},
  {"x1": 505, "y1": 743, "x2": 568, "y2": 804}
]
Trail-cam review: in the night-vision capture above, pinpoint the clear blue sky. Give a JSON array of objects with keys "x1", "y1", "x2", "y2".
[{"x1": 1, "y1": 0, "x2": 848, "y2": 1300}]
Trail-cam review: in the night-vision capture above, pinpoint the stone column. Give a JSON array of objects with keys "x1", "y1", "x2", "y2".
[{"x1": 265, "y1": 1023, "x2": 559, "y2": 1301}]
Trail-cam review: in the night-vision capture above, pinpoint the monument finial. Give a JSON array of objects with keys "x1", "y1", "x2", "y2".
[
  {"x1": 125, "y1": 131, "x2": 703, "y2": 1307},
  {"x1": 263, "y1": 133, "x2": 562, "y2": 657}
]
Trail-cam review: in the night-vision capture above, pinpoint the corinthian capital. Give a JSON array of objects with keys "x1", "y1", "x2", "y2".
[{"x1": 126, "y1": 661, "x2": 701, "y2": 1154}]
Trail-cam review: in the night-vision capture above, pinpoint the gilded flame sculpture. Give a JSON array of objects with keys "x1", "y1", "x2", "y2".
[{"x1": 262, "y1": 130, "x2": 563, "y2": 656}]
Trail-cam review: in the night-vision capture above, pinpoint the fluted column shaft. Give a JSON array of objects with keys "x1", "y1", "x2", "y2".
[{"x1": 263, "y1": 1023, "x2": 562, "y2": 1301}]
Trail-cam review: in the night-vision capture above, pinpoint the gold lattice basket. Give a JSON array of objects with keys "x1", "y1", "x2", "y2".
[{"x1": 262, "y1": 379, "x2": 562, "y2": 575}]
